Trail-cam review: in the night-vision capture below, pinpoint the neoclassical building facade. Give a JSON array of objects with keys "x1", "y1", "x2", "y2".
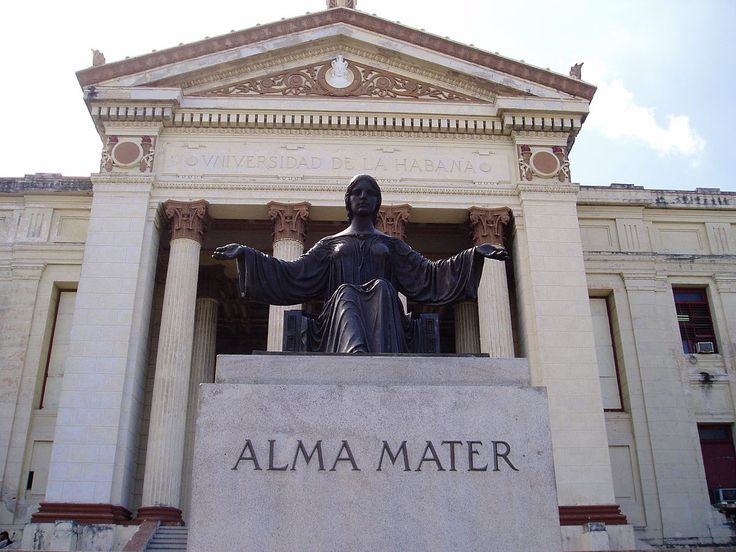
[{"x1": 1, "y1": 3, "x2": 735, "y2": 550}]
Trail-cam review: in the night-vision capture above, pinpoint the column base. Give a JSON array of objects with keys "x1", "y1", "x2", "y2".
[
  {"x1": 135, "y1": 506, "x2": 184, "y2": 526},
  {"x1": 558, "y1": 504, "x2": 628, "y2": 525},
  {"x1": 31, "y1": 502, "x2": 133, "y2": 524}
]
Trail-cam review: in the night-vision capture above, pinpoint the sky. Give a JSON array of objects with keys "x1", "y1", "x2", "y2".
[{"x1": 2, "y1": 0, "x2": 734, "y2": 191}]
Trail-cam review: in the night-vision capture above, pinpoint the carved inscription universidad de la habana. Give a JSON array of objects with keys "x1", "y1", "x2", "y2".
[{"x1": 231, "y1": 439, "x2": 520, "y2": 473}]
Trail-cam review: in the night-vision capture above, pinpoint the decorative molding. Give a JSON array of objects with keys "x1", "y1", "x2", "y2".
[
  {"x1": 558, "y1": 504, "x2": 628, "y2": 526},
  {"x1": 163, "y1": 199, "x2": 209, "y2": 243},
  {"x1": 134, "y1": 505, "x2": 184, "y2": 526},
  {"x1": 101, "y1": 135, "x2": 156, "y2": 173},
  {"x1": 553, "y1": 146, "x2": 571, "y2": 182},
  {"x1": 377, "y1": 204, "x2": 411, "y2": 240},
  {"x1": 516, "y1": 183, "x2": 579, "y2": 194},
  {"x1": 267, "y1": 201, "x2": 311, "y2": 244},
  {"x1": 154, "y1": 180, "x2": 517, "y2": 197},
  {"x1": 197, "y1": 57, "x2": 487, "y2": 103},
  {"x1": 517, "y1": 144, "x2": 570, "y2": 183},
  {"x1": 468, "y1": 207, "x2": 512, "y2": 246},
  {"x1": 90, "y1": 173, "x2": 156, "y2": 185},
  {"x1": 91, "y1": 105, "x2": 173, "y2": 124},
  {"x1": 518, "y1": 145, "x2": 532, "y2": 181},
  {"x1": 163, "y1": 125, "x2": 511, "y2": 141},
  {"x1": 31, "y1": 502, "x2": 133, "y2": 524}
]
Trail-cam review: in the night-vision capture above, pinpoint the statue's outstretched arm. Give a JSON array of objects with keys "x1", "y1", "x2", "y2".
[
  {"x1": 212, "y1": 243, "x2": 245, "y2": 260},
  {"x1": 474, "y1": 243, "x2": 510, "y2": 261}
]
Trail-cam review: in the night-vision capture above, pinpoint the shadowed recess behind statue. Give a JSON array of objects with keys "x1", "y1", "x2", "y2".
[{"x1": 213, "y1": 174, "x2": 509, "y2": 353}]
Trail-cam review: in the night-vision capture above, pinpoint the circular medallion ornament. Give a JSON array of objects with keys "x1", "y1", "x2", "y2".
[
  {"x1": 318, "y1": 55, "x2": 361, "y2": 96},
  {"x1": 112, "y1": 140, "x2": 143, "y2": 167},
  {"x1": 530, "y1": 150, "x2": 560, "y2": 177}
]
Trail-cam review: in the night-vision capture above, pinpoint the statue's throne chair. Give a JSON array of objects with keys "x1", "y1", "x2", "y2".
[{"x1": 282, "y1": 310, "x2": 441, "y2": 353}]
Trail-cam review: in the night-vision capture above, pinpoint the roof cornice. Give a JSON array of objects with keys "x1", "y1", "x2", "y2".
[{"x1": 76, "y1": 8, "x2": 596, "y2": 101}]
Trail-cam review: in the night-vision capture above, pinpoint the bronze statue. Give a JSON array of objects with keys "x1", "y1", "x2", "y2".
[{"x1": 213, "y1": 174, "x2": 509, "y2": 353}]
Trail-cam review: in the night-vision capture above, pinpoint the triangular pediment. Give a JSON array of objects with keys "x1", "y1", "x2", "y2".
[
  {"x1": 78, "y1": 9, "x2": 595, "y2": 104},
  {"x1": 189, "y1": 57, "x2": 503, "y2": 103}
]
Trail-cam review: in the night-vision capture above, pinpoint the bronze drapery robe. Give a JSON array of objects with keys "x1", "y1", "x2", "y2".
[{"x1": 236, "y1": 233, "x2": 484, "y2": 353}]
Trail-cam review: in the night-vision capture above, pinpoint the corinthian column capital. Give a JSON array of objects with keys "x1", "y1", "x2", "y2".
[
  {"x1": 377, "y1": 204, "x2": 412, "y2": 240},
  {"x1": 267, "y1": 202, "x2": 311, "y2": 244},
  {"x1": 163, "y1": 200, "x2": 209, "y2": 244},
  {"x1": 468, "y1": 207, "x2": 512, "y2": 246}
]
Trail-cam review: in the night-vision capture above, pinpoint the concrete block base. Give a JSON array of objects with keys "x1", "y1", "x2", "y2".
[{"x1": 189, "y1": 354, "x2": 561, "y2": 552}]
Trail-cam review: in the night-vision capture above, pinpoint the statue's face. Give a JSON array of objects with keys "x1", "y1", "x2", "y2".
[{"x1": 349, "y1": 179, "x2": 380, "y2": 218}]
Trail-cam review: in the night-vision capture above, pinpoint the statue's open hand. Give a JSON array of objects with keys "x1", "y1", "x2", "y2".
[
  {"x1": 475, "y1": 243, "x2": 510, "y2": 261},
  {"x1": 212, "y1": 243, "x2": 244, "y2": 260}
]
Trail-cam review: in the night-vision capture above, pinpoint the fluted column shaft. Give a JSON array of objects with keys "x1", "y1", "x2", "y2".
[
  {"x1": 469, "y1": 207, "x2": 514, "y2": 357},
  {"x1": 454, "y1": 301, "x2": 481, "y2": 353},
  {"x1": 378, "y1": 204, "x2": 412, "y2": 310},
  {"x1": 181, "y1": 295, "x2": 218, "y2": 518},
  {"x1": 266, "y1": 202, "x2": 310, "y2": 351},
  {"x1": 140, "y1": 200, "x2": 207, "y2": 523}
]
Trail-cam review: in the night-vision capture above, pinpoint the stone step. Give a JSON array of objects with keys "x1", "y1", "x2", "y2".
[{"x1": 145, "y1": 526, "x2": 188, "y2": 552}]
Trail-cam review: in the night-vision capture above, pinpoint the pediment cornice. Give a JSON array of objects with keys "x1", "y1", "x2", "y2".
[{"x1": 77, "y1": 8, "x2": 596, "y2": 102}]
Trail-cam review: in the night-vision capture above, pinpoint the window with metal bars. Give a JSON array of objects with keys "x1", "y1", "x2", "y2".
[{"x1": 673, "y1": 287, "x2": 718, "y2": 354}]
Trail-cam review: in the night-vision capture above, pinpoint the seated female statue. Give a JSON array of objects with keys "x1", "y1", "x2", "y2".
[{"x1": 213, "y1": 174, "x2": 509, "y2": 353}]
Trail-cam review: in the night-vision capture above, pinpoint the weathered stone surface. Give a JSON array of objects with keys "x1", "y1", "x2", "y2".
[
  {"x1": 189, "y1": 355, "x2": 560, "y2": 552},
  {"x1": 215, "y1": 353, "x2": 530, "y2": 386}
]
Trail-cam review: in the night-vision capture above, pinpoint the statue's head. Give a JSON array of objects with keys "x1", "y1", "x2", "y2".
[{"x1": 345, "y1": 174, "x2": 382, "y2": 223}]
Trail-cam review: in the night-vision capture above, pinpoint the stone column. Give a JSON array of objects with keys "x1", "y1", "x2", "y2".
[
  {"x1": 266, "y1": 202, "x2": 310, "y2": 351},
  {"x1": 454, "y1": 301, "x2": 480, "y2": 353},
  {"x1": 468, "y1": 207, "x2": 514, "y2": 357},
  {"x1": 377, "y1": 204, "x2": 411, "y2": 241},
  {"x1": 180, "y1": 266, "x2": 221, "y2": 520},
  {"x1": 139, "y1": 200, "x2": 208, "y2": 525},
  {"x1": 377, "y1": 204, "x2": 411, "y2": 311}
]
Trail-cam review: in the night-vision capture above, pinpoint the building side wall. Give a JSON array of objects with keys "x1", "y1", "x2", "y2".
[{"x1": 579, "y1": 189, "x2": 736, "y2": 544}]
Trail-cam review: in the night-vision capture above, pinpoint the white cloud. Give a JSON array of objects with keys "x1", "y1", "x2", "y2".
[{"x1": 583, "y1": 61, "x2": 705, "y2": 162}]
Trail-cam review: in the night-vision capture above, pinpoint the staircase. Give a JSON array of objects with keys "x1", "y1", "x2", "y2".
[{"x1": 145, "y1": 525, "x2": 188, "y2": 551}]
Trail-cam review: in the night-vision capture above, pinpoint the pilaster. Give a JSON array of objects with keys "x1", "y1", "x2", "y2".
[
  {"x1": 622, "y1": 271, "x2": 728, "y2": 539},
  {"x1": 40, "y1": 174, "x2": 158, "y2": 521},
  {"x1": 0, "y1": 262, "x2": 44, "y2": 522},
  {"x1": 515, "y1": 184, "x2": 618, "y2": 511}
]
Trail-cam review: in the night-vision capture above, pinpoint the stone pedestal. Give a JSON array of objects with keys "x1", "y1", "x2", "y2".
[{"x1": 188, "y1": 355, "x2": 561, "y2": 552}]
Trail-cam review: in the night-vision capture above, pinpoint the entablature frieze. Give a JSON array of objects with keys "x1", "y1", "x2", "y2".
[
  {"x1": 88, "y1": 104, "x2": 583, "y2": 141},
  {"x1": 516, "y1": 182, "x2": 580, "y2": 195},
  {"x1": 585, "y1": 253, "x2": 736, "y2": 275},
  {"x1": 578, "y1": 186, "x2": 736, "y2": 211},
  {"x1": 90, "y1": 173, "x2": 155, "y2": 193},
  {"x1": 151, "y1": 178, "x2": 519, "y2": 200},
  {"x1": 90, "y1": 104, "x2": 175, "y2": 125}
]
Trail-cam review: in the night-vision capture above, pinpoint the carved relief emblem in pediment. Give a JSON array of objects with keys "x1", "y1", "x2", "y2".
[{"x1": 195, "y1": 56, "x2": 487, "y2": 103}]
